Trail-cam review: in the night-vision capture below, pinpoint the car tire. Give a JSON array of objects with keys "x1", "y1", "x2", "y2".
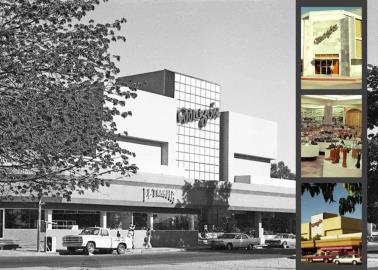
[
  {"x1": 85, "y1": 242, "x2": 95, "y2": 255},
  {"x1": 226, "y1": 243, "x2": 233, "y2": 250},
  {"x1": 247, "y1": 244, "x2": 253, "y2": 250},
  {"x1": 352, "y1": 260, "x2": 357, "y2": 265},
  {"x1": 335, "y1": 260, "x2": 340, "y2": 265},
  {"x1": 282, "y1": 242, "x2": 288, "y2": 249},
  {"x1": 117, "y1": 243, "x2": 126, "y2": 254},
  {"x1": 309, "y1": 259, "x2": 313, "y2": 263}
]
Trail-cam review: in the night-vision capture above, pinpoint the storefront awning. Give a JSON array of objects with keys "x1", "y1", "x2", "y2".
[{"x1": 321, "y1": 246, "x2": 353, "y2": 251}]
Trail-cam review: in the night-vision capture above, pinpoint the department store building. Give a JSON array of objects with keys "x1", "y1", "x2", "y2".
[
  {"x1": 0, "y1": 70, "x2": 295, "y2": 249},
  {"x1": 301, "y1": 9, "x2": 362, "y2": 77}
]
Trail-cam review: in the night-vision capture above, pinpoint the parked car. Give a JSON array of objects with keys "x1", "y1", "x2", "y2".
[
  {"x1": 62, "y1": 227, "x2": 132, "y2": 255},
  {"x1": 208, "y1": 233, "x2": 260, "y2": 250},
  {"x1": 265, "y1": 233, "x2": 296, "y2": 248},
  {"x1": 303, "y1": 251, "x2": 336, "y2": 263},
  {"x1": 333, "y1": 255, "x2": 361, "y2": 265}
]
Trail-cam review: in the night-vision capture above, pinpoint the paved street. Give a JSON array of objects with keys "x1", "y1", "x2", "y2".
[
  {"x1": 0, "y1": 249, "x2": 295, "y2": 269},
  {"x1": 301, "y1": 80, "x2": 362, "y2": 89}
]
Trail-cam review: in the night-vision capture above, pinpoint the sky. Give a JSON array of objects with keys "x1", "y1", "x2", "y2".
[
  {"x1": 86, "y1": 0, "x2": 296, "y2": 172},
  {"x1": 301, "y1": 183, "x2": 362, "y2": 223}
]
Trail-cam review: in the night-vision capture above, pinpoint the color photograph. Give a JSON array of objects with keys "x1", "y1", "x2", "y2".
[
  {"x1": 301, "y1": 183, "x2": 362, "y2": 266},
  {"x1": 301, "y1": 7, "x2": 362, "y2": 89},
  {"x1": 301, "y1": 95, "x2": 362, "y2": 178}
]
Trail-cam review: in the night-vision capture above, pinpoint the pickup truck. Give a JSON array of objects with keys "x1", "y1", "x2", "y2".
[
  {"x1": 303, "y1": 252, "x2": 336, "y2": 263},
  {"x1": 62, "y1": 227, "x2": 132, "y2": 254}
]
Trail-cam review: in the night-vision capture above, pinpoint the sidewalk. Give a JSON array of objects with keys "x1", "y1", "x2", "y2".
[{"x1": 0, "y1": 247, "x2": 207, "y2": 257}]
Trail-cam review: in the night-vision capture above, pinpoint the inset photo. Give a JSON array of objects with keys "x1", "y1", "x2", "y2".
[
  {"x1": 301, "y1": 95, "x2": 362, "y2": 178},
  {"x1": 301, "y1": 7, "x2": 362, "y2": 89},
  {"x1": 301, "y1": 182, "x2": 362, "y2": 266}
]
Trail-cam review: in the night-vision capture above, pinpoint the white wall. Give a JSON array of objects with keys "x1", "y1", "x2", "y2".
[
  {"x1": 111, "y1": 88, "x2": 179, "y2": 170},
  {"x1": 226, "y1": 111, "x2": 278, "y2": 181}
]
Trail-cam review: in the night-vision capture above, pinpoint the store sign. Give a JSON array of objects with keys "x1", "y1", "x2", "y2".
[
  {"x1": 314, "y1": 24, "x2": 338, "y2": 45},
  {"x1": 311, "y1": 219, "x2": 323, "y2": 227},
  {"x1": 142, "y1": 187, "x2": 175, "y2": 204},
  {"x1": 176, "y1": 102, "x2": 220, "y2": 129}
]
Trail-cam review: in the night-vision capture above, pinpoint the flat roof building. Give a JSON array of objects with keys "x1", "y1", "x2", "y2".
[{"x1": 0, "y1": 70, "x2": 295, "y2": 250}]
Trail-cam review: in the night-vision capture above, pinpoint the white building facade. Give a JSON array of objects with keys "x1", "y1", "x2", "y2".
[
  {"x1": 301, "y1": 10, "x2": 362, "y2": 77},
  {"x1": 0, "y1": 69, "x2": 295, "y2": 249}
]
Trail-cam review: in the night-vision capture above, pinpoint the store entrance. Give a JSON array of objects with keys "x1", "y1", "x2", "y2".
[{"x1": 315, "y1": 59, "x2": 339, "y2": 75}]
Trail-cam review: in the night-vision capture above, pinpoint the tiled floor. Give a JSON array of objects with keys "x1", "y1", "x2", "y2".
[{"x1": 301, "y1": 155, "x2": 325, "y2": 177}]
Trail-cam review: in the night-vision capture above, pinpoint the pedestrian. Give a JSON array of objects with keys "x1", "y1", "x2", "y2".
[
  {"x1": 145, "y1": 227, "x2": 152, "y2": 249},
  {"x1": 128, "y1": 223, "x2": 136, "y2": 249}
]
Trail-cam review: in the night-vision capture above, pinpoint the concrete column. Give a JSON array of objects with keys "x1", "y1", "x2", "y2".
[
  {"x1": 147, "y1": 213, "x2": 154, "y2": 230},
  {"x1": 100, "y1": 211, "x2": 107, "y2": 228},
  {"x1": 324, "y1": 105, "x2": 333, "y2": 125},
  {"x1": 45, "y1": 209, "x2": 53, "y2": 230},
  {"x1": 189, "y1": 215, "x2": 195, "y2": 230},
  {"x1": 254, "y1": 212, "x2": 264, "y2": 244}
]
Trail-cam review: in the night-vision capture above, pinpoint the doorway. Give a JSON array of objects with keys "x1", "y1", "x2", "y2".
[{"x1": 315, "y1": 59, "x2": 339, "y2": 75}]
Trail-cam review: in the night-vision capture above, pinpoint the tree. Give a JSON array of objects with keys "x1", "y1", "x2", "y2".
[
  {"x1": 368, "y1": 64, "x2": 378, "y2": 222},
  {"x1": 270, "y1": 161, "x2": 296, "y2": 180},
  {"x1": 0, "y1": 0, "x2": 137, "y2": 201},
  {"x1": 301, "y1": 183, "x2": 362, "y2": 216}
]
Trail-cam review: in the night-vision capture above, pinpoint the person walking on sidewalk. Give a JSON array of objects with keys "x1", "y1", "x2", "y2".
[
  {"x1": 128, "y1": 223, "x2": 136, "y2": 249},
  {"x1": 145, "y1": 227, "x2": 152, "y2": 249}
]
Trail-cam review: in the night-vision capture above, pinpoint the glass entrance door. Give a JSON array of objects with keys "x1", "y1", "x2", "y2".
[{"x1": 315, "y1": 59, "x2": 339, "y2": 75}]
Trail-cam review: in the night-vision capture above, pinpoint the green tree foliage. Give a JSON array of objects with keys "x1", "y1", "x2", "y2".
[
  {"x1": 301, "y1": 183, "x2": 362, "y2": 216},
  {"x1": 0, "y1": 0, "x2": 137, "y2": 200},
  {"x1": 270, "y1": 161, "x2": 296, "y2": 180},
  {"x1": 368, "y1": 64, "x2": 378, "y2": 222}
]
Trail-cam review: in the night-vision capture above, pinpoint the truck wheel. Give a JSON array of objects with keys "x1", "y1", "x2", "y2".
[
  {"x1": 86, "y1": 242, "x2": 95, "y2": 255},
  {"x1": 226, "y1": 243, "x2": 233, "y2": 250},
  {"x1": 117, "y1": 243, "x2": 126, "y2": 254},
  {"x1": 247, "y1": 244, "x2": 253, "y2": 250},
  {"x1": 67, "y1": 247, "x2": 76, "y2": 254}
]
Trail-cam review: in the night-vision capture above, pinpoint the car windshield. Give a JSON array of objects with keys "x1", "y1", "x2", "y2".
[
  {"x1": 79, "y1": 228, "x2": 100, "y2": 235},
  {"x1": 218, "y1": 234, "x2": 237, "y2": 239}
]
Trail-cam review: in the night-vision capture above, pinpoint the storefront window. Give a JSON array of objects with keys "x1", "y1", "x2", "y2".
[
  {"x1": 133, "y1": 213, "x2": 147, "y2": 230},
  {"x1": 153, "y1": 213, "x2": 198, "y2": 230},
  {"x1": 5, "y1": 209, "x2": 44, "y2": 229},
  {"x1": 52, "y1": 210, "x2": 99, "y2": 229},
  {"x1": 107, "y1": 212, "x2": 132, "y2": 230}
]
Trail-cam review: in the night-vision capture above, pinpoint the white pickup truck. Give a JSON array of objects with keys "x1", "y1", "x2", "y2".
[{"x1": 62, "y1": 227, "x2": 132, "y2": 254}]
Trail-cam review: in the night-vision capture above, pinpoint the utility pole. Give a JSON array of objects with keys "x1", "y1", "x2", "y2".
[{"x1": 37, "y1": 198, "x2": 45, "y2": 252}]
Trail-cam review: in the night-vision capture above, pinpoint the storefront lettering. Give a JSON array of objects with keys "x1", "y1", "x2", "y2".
[
  {"x1": 143, "y1": 188, "x2": 175, "y2": 204},
  {"x1": 314, "y1": 24, "x2": 338, "y2": 45},
  {"x1": 176, "y1": 102, "x2": 220, "y2": 129},
  {"x1": 311, "y1": 220, "x2": 323, "y2": 227}
]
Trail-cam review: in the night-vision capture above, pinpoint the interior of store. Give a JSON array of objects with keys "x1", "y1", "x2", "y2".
[{"x1": 301, "y1": 95, "x2": 362, "y2": 178}]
